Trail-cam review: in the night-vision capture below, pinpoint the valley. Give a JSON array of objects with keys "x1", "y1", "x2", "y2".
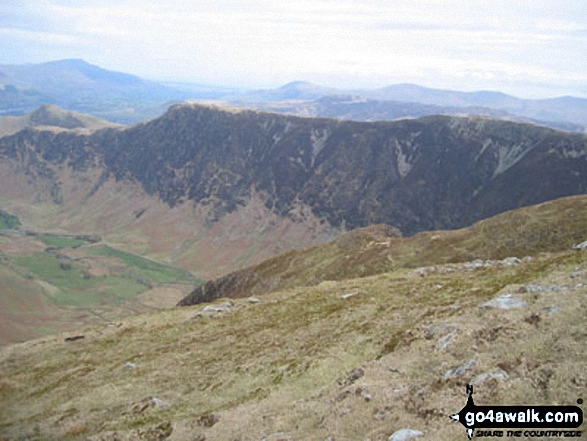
[{"x1": 0, "y1": 220, "x2": 201, "y2": 345}]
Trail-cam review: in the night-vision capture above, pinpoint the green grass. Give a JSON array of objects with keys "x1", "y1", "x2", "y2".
[
  {"x1": 0, "y1": 209, "x2": 21, "y2": 229},
  {"x1": 13, "y1": 252, "x2": 148, "y2": 307},
  {"x1": 88, "y1": 245, "x2": 196, "y2": 284},
  {"x1": 38, "y1": 235, "x2": 87, "y2": 248}
]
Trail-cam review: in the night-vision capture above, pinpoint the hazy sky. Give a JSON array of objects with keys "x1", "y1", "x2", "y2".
[{"x1": 1, "y1": 0, "x2": 586, "y2": 98}]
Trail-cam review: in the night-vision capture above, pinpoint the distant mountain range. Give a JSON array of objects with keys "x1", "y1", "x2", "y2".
[
  {"x1": 238, "y1": 95, "x2": 585, "y2": 133},
  {"x1": 1, "y1": 60, "x2": 586, "y2": 131},
  {"x1": 0, "y1": 59, "x2": 236, "y2": 123},
  {"x1": 227, "y1": 81, "x2": 587, "y2": 132}
]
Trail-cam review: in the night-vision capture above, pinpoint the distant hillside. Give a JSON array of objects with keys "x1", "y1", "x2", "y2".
[
  {"x1": 0, "y1": 59, "x2": 233, "y2": 123},
  {"x1": 179, "y1": 195, "x2": 587, "y2": 306},
  {"x1": 238, "y1": 95, "x2": 585, "y2": 133},
  {"x1": 227, "y1": 81, "x2": 340, "y2": 102},
  {"x1": 0, "y1": 104, "x2": 120, "y2": 137},
  {"x1": 227, "y1": 82, "x2": 587, "y2": 130},
  {"x1": 364, "y1": 84, "x2": 587, "y2": 129}
]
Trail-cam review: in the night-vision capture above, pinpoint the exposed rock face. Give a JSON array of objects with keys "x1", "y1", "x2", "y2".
[{"x1": 1, "y1": 104, "x2": 586, "y2": 239}]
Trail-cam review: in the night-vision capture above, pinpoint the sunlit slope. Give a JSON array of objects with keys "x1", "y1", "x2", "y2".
[{"x1": 179, "y1": 194, "x2": 587, "y2": 306}]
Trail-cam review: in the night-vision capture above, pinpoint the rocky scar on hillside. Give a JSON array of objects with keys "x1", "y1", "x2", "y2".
[{"x1": 0, "y1": 104, "x2": 586, "y2": 236}]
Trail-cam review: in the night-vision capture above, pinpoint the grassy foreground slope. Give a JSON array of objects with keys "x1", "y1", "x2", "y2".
[
  {"x1": 179, "y1": 194, "x2": 587, "y2": 306},
  {"x1": 0, "y1": 196, "x2": 585, "y2": 440}
]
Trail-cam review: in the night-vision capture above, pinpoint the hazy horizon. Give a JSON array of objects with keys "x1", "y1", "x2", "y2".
[{"x1": 1, "y1": 0, "x2": 586, "y2": 99}]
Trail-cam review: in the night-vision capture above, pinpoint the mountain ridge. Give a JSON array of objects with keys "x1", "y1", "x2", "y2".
[{"x1": 1, "y1": 103, "x2": 586, "y2": 237}]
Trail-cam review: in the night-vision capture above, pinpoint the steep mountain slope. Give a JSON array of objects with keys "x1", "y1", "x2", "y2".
[
  {"x1": 0, "y1": 105, "x2": 586, "y2": 279},
  {"x1": 0, "y1": 104, "x2": 119, "y2": 137},
  {"x1": 1, "y1": 197, "x2": 585, "y2": 440},
  {"x1": 179, "y1": 195, "x2": 587, "y2": 306}
]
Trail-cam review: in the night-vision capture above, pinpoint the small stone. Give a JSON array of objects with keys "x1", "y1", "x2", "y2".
[
  {"x1": 423, "y1": 323, "x2": 455, "y2": 340},
  {"x1": 341, "y1": 290, "x2": 359, "y2": 299},
  {"x1": 202, "y1": 306, "x2": 221, "y2": 313},
  {"x1": 197, "y1": 413, "x2": 219, "y2": 427},
  {"x1": 436, "y1": 332, "x2": 456, "y2": 350},
  {"x1": 501, "y1": 257, "x2": 521, "y2": 266},
  {"x1": 388, "y1": 428, "x2": 424, "y2": 441},
  {"x1": 525, "y1": 285, "x2": 568, "y2": 293},
  {"x1": 443, "y1": 357, "x2": 477, "y2": 379},
  {"x1": 466, "y1": 259, "x2": 486, "y2": 269},
  {"x1": 572, "y1": 240, "x2": 587, "y2": 250},
  {"x1": 124, "y1": 362, "x2": 137, "y2": 369},
  {"x1": 413, "y1": 268, "x2": 427, "y2": 277},
  {"x1": 262, "y1": 432, "x2": 289, "y2": 441},
  {"x1": 545, "y1": 305, "x2": 562, "y2": 315},
  {"x1": 480, "y1": 294, "x2": 526, "y2": 309},
  {"x1": 151, "y1": 397, "x2": 170, "y2": 409},
  {"x1": 361, "y1": 391, "x2": 373, "y2": 401},
  {"x1": 218, "y1": 301, "x2": 234, "y2": 309},
  {"x1": 471, "y1": 369, "x2": 509, "y2": 385},
  {"x1": 247, "y1": 297, "x2": 261, "y2": 304}
]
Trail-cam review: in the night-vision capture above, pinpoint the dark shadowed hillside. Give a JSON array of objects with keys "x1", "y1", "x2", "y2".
[{"x1": 1, "y1": 104, "x2": 585, "y2": 238}]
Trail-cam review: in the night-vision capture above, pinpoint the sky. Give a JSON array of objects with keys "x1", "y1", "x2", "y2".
[{"x1": 1, "y1": 0, "x2": 586, "y2": 98}]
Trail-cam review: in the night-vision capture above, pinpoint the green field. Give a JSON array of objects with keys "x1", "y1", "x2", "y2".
[
  {"x1": 13, "y1": 252, "x2": 147, "y2": 307},
  {"x1": 38, "y1": 234, "x2": 88, "y2": 248},
  {"x1": 0, "y1": 231, "x2": 202, "y2": 345},
  {"x1": 88, "y1": 245, "x2": 198, "y2": 284}
]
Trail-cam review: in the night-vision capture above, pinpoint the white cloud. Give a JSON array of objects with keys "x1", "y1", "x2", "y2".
[{"x1": 1, "y1": 0, "x2": 586, "y2": 97}]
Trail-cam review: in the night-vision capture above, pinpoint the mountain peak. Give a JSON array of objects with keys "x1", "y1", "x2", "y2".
[{"x1": 279, "y1": 81, "x2": 317, "y2": 89}]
